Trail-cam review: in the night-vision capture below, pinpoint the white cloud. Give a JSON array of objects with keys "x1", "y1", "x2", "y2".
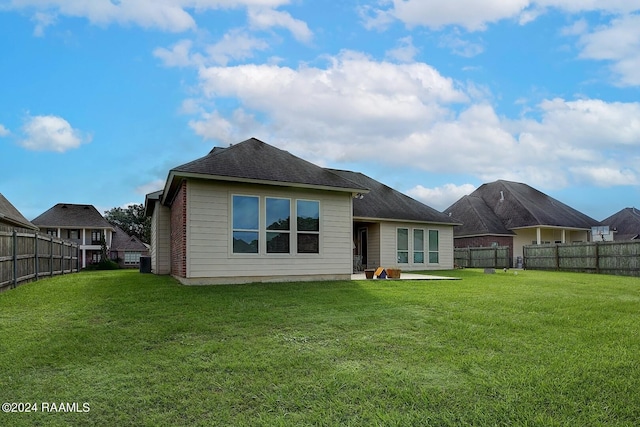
[
  {"x1": 0, "y1": 124, "x2": 10, "y2": 137},
  {"x1": 248, "y1": 7, "x2": 313, "y2": 43},
  {"x1": 135, "y1": 179, "x2": 166, "y2": 195},
  {"x1": 366, "y1": 0, "x2": 640, "y2": 32},
  {"x1": 153, "y1": 39, "x2": 200, "y2": 68},
  {"x1": 187, "y1": 49, "x2": 640, "y2": 190},
  {"x1": 406, "y1": 183, "x2": 477, "y2": 210},
  {"x1": 576, "y1": 14, "x2": 640, "y2": 86},
  {"x1": 438, "y1": 32, "x2": 484, "y2": 57},
  {"x1": 385, "y1": 36, "x2": 419, "y2": 63},
  {"x1": 368, "y1": 0, "x2": 530, "y2": 31},
  {"x1": 19, "y1": 115, "x2": 90, "y2": 153},
  {"x1": 5, "y1": 0, "x2": 293, "y2": 33},
  {"x1": 205, "y1": 29, "x2": 270, "y2": 65}
]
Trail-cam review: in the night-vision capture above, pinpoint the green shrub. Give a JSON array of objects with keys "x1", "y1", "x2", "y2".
[{"x1": 85, "y1": 258, "x2": 120, "y2": 270}]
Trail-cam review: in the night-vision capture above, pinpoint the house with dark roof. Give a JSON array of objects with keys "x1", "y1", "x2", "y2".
[
  {"x1": 0, "y1": 193, "x2": 38, "y2": 230},
  {"x1": 601, "y1": 208, "x2": 640, "y2": 241},
  {"x1": 145, "y1": 138, "x2": 458, "y2": 284},
  {"x1": 32, "y1": 204, "x2": 115, "y2": 268},
  {"x1": 444, "y1": 180, "x2": 600, "y2": 267},
  {"x1": 109, "y1": 225, "x2": 150, "y2": 268}
]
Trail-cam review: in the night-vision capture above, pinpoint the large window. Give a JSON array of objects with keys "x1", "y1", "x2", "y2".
[
  {"x1": 297, "y1": 200, "x2": 320, "y2": 254},
  {"x1": 266, "y1": 198, "x2": 291, "y2": 254},
  {"x1": 91, "y1": 230, "x2": 102, "y2": 245},
  {"x1": 232, "y1": 195, "x2": 259, "y2": 253},
  {"x1": 124, "y1": 252, "x2": 141, "y2": 265},
  {"x1": 397, "y1": 228, "x2": 409, "y2": 264},
  {"x1": 413, "y1": 229, "x2": 425, "y2": 264},
  {"x1": 428, "y1": 230, "x2": 439, "y2": 264}
]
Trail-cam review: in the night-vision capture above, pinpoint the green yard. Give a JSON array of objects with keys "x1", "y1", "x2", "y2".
[{"x1": 1, "y1": 269, "x2": 639, "y2": 426}]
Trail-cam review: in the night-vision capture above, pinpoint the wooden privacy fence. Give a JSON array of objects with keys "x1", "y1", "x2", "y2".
[
  {"x1": 0, "y1": 225, "x2": 79, "y2": 291},
  {"x1": 523, "y1": 241, "x2": 640, "y2": 277},
  {"x1": 454, "y1": 246, "x2": 510, "y2": 269}
]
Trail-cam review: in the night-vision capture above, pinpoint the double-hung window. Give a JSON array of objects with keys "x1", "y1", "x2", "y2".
[
  {"x1": 232, "y1": 195, "x2": 259, "y2": 254},
  {"x1": 296, "y1": 200, "x2": 320, "y2": 254},
  {"x1": 428, "y1": 230, "x2": 439, "y2": 263},
  {"x1": 397, "y1": 228, "x2": 409, "y2": 264},
  {"x1": 413, "y1": 229, "x2": 425, "y2": 264},
  {"x1": 266, "y1": 198, "x2": 291, "y2": 254}
]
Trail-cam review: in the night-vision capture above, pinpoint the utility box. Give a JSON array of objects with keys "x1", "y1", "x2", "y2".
[{"x1": 139, "y1": 256, "x2": 152, "y2": 273}]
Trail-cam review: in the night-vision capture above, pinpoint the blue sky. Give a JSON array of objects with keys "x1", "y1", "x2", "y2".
[{"x1": 1, "y1": 1, "x2": 639, "y2": 223}]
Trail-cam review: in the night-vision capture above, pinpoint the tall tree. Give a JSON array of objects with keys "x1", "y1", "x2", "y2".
[{"x1": 104, "y1": 204, "x2": 151, "y2": 243}]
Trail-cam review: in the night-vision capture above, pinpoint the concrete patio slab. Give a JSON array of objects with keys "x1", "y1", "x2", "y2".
[{"x1": 351, "y1": 272, "x2": 460, "y2": 281}]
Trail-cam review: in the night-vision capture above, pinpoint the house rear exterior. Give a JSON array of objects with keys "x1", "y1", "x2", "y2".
[{"x1": 146, "y1": 138, "x2": 458, "y2": 284}]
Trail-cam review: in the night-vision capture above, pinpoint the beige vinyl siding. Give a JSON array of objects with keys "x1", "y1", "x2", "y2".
[
  {"x1": 186, "y1": 180, "x2": 353, "y2": 281},
  {"x1": 150, "y1": 201, "x2": 171, "y2": 274},
  {"x1": 378, "y1": 222, "x2": 454, "y2": 270}
]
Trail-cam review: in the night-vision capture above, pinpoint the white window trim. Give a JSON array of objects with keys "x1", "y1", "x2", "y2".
[
  {"x1": 413, "y1": 228, "x2": 425, "y2": 264},
  {"x1": 266, "y1": 196, "x2": 292, "y2": 255},
  {"x1": 231, "y1": 194, "x2": 261, "y2": 256},
  {"x1": 295, "y1": 199, "x2": 321, "y2": 256},
  {"x1": 230, "y1": 195, "x2": 321, "y2": 257},
  {"x1": 428, "y1": 229, "x2": 440, "y2": 265},
  {"x1": 397, "y1": 227, "x2": 409, "y2": 265}
]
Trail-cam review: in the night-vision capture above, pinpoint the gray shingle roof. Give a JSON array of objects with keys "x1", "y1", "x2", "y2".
[
  {"x1": 602, "y1": 207, "x2": 640, "y2": 241},
  {"x1": 110, "y1": 225, "x2": 149, "y2": 251},
  {"x1": 0, "y1": 193, "x2": 38, "y2": 230},
  {"x1": 165, "y1": 138, "x2": 368, "y2": 202},
  {"x1": 328, "y1": 169, "x2": 459, "y2": 224},
  {"x1": 444, "y1": 180, "x2": 599, "y2": 236},
  {"x1": 445, "y1": 195, "x2": 514, "y2": 237},
  {"x1": 32, "y1": 204, "x2": 114, "y2": 229}
]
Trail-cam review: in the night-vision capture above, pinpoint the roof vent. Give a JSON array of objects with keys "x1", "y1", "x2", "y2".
[
  {"x1": 62, "y1": 205, "x2": 68, "y2": 208},
  {"x1": 500, "y1": 191, "x2": 505, "y2": 202}
]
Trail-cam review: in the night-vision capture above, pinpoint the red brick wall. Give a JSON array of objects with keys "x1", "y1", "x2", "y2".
[
  {"x1": 454, "y1": 236, "x2": 514, "y2": 266},
  {"x1": 170, "y1": 180, "x2": 187, "y2": 278}
]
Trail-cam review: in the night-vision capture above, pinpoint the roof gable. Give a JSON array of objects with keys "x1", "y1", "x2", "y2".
[
  {"x1": 602, "y1": 207, "x2": 640, "y2": 239},
  {"x1": 329, "y1": 169, "x2": 458, "y2": 224},
  {"x1": 0, "y1": 193, "x2": 38, "y2": 230},
  {"x1": 32, "y1": 203, "x2": 114, "y2": 229},
  {"x1": 110, "y1": 225, "x2": 149, "y2": 251},
  {"x1": 165, "y1": 138, "x2": 367, "y2": 202}
]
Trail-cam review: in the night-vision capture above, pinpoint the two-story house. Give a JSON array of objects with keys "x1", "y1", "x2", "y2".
[{"x1": 32, "y1": 203, "x2": 114, "y2": 268}]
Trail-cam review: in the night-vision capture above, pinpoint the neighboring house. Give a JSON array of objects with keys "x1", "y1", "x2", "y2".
[
  {"x1": 444, "y1": 180, "x2": 600, "y2": 267},
  {"x1": 601, "y1": 208, "x2": 640, "y2": 241},
  {"x1": 109, "y1": 225, "x2": 150, "y2": 268},
  {"x1": 145, "y1": 138, "x2": 458, "y2": 284},
  {"x1": 32, "y1": 203, "x2": 115, "y2": 268},
  {"x1": 0, "y1": 193, "x2": 38, "y2": 230}
]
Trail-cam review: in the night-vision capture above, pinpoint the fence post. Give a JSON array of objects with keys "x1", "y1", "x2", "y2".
[
  {"x1": 12, "y1": 229, "x2": 17, "y2": 289},
  {"x1": 34, "y1": 232, "x2": 39, "y2": 281},
  {"x1": 50, "y1": 235, "x2": 53, "y2": 277},
  {"x1": 595, "y1": 243, "x2": 600, "y2": 274},
  {"x1": 555, "y1": 244, "x2": 560, "y2": 271},
  {"x1": 494, "y1": 247, "x2": 498, "y2": 268}
]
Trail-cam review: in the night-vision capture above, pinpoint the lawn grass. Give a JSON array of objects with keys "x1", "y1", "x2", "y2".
[{"x1": 1, "y1": 269, "x2": 639, "y2": 426}]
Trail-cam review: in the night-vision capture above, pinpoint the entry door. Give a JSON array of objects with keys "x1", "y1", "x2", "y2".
[{"x1": 359, "y1": 228, "x2": 368, "y2": 267}]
